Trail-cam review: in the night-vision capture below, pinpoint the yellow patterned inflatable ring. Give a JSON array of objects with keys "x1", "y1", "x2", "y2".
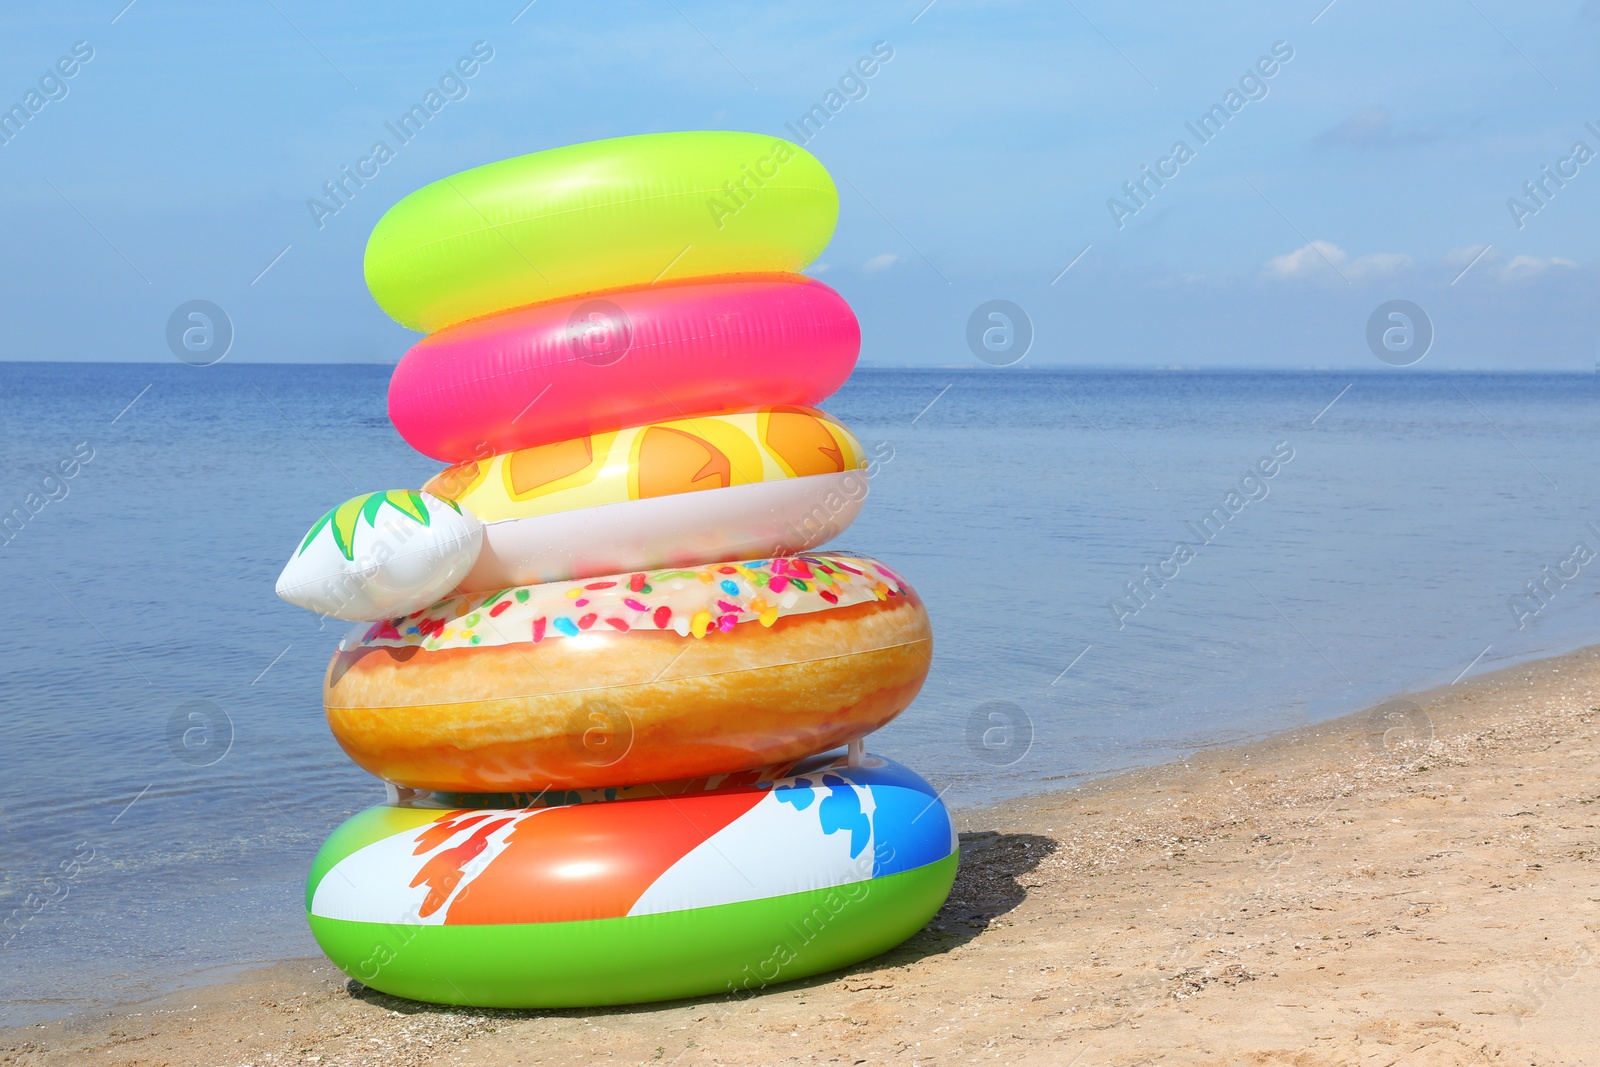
[
  {"x1": 424, "y1": 407, "x2": 865, "y2": 520},
  {"x1": 423, "y1": 407, "x2": 869, "y2": 590},
  {"x1": 364, "y1": 132, "x2": 839, "y2": 333}
]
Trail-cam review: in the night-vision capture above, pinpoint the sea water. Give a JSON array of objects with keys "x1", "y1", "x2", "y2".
[{"x1": 1, "y1": 363, "x2": 1595, "y2": 1023}]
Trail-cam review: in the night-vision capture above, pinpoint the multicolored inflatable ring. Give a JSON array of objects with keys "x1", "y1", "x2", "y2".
[
  {"x1": 419, "y1": 406, "x2": 868, "y2": 591},
  {"x1": 306, "y1": 754, "x2": 958, "y2": 1006},
  {"x1": 325, "y1": 553, "x2": 933, "y2": 792},
  {"x1": 424, "y1": 406, "x2": 865, "y2": 520},
  {"x1": 364, "y1": 132, "x2": 838, "y2": 333},
  {"x1": 389, "y1": 274, "x2": 859, "y2": 463}
]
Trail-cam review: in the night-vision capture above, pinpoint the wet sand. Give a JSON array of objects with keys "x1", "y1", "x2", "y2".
[{"x1": 5, "y1": 646, "x2": 1599, "y2": 1066}]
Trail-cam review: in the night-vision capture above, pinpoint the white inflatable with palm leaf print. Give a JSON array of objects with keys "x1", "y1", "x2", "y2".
[{"x1": 276, "y1": 490, "x2": 482, "y2": 621}]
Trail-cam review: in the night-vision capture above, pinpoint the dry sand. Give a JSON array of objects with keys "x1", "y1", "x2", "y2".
[{"x1": 5, "y1": 646, "x2": 1600, "y2": 1066}]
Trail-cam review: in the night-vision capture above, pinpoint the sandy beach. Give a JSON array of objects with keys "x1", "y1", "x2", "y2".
[{"x1": 5, "y1": 645, "x2": 1599, "y2": 1066}]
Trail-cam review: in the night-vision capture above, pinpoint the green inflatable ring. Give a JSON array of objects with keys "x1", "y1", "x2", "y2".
[
  {"x1": 364, "y1": 131, "x2": 839, "y2": 333},
  {"x1": 311, "y1": 854, "x2": 956, "y2": 1007},
  {"x1": 304, "y1": 755, "x2": 960, "y2": 1007}
]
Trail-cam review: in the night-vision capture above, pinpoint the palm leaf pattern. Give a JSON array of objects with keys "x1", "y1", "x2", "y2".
[{"x1": 297, "y1": 490, "x2": 451, "y2": 561}]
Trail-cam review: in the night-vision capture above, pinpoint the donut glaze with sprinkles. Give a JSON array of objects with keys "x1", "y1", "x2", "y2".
[{"x1": 351, "y1": 553, "x2": 910, "y2": 653}]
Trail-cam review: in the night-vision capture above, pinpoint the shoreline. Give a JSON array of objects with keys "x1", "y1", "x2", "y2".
[{"x1": 6, "y1": 643, "x2": 1599, "y2": 1065}]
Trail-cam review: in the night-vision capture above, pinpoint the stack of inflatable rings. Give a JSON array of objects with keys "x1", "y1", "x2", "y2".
[{"x1": 300, "y1": 131, "x2": 958, "y2": 1007}]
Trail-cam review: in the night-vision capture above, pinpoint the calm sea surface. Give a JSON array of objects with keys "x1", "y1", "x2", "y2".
[{"x1": 1, "y1": 364, "x2": 1596, "y2": 1024}]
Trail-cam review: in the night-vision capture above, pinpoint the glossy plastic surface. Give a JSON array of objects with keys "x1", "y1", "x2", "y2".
[
  {"x1": 275, "y1": 491, "x2": 481, "y2": 621},
  {"x1": 305, "y1": 754, "x2": 958, "y2": 1006},
  {"x1": 323, "y1": 554, "x2": 932, "y2": 792},
  {"x1": 458, "y1": 471, "x2": 867, "y2": 591},
  {"x1": 364, "y1": 132, "x2": 838, "y2": 333},
  {"x1": 423, "y1": 406, "x2": 864, "y2": 520},
  {"x1": 389, "y1": 274, "x2": 859, "y2": 463}
]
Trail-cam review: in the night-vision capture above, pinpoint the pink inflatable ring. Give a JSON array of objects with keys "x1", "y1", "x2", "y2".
[{"x1": 388, "y1": 274, "x2": 860, "y2": 464}]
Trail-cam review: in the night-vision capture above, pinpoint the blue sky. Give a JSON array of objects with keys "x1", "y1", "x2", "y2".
[{"x1": 0, "y1": 0, "x2": 1595, "y2": 367}]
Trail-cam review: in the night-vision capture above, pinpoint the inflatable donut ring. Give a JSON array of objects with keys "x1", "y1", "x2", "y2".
[
  {"x1": 389, "y1": 274, "x2": 860, "y2": 463},
  {"x1": 324, "y1": 554, "x2": 933, "y2": 792},
  {"x1": 425, "y1": 407, "x2": 869, "y2": 591},
  {"x1": 306, "y1": 754, "x2": 958, "y2": 1007},
  {"x1": 365, "y1": 132, "x2": 838, "y2": 332}
]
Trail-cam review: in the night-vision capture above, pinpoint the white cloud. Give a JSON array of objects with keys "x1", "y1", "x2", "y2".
[
  {"x1": 1346, "y1": 252, "x2": 1412, "y2": 279},
  {"x1": 1501, "y1": 255, "x2": 1578, "y2": 281},
  {"x1": 1444, "y1": 244, "x2": 1497, "y2": 268},
  {"x1": 862, "y1": 253, "x2": 901, "y2": 273},
  {"x1": 1263, "y1": 240, "x2": 1346, "y2": 279},
  {"x1": 803, "y1": 262, "x2": 831, "y2": 275},
  {"x1": 1263, "y1": 242, "x2": 1410, "y2": 280},
  {"x1": 1439, "y1": 247, "x2": 1579, "y2": 283}
]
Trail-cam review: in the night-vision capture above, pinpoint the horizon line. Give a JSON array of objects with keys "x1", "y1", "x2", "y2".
[{"x1": 0, "y1": 360, "x2": 1593, "y2": 374}]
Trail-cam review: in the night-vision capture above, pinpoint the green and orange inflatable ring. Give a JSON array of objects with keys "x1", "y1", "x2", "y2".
[{"x1": 306, "y1": 754, "x2": 957, "y2": 1006}]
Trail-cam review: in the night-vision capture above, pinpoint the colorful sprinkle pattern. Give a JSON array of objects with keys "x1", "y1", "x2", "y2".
[{"x1": 350, "y1": 553, "x2": 912, "y2": 653}]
